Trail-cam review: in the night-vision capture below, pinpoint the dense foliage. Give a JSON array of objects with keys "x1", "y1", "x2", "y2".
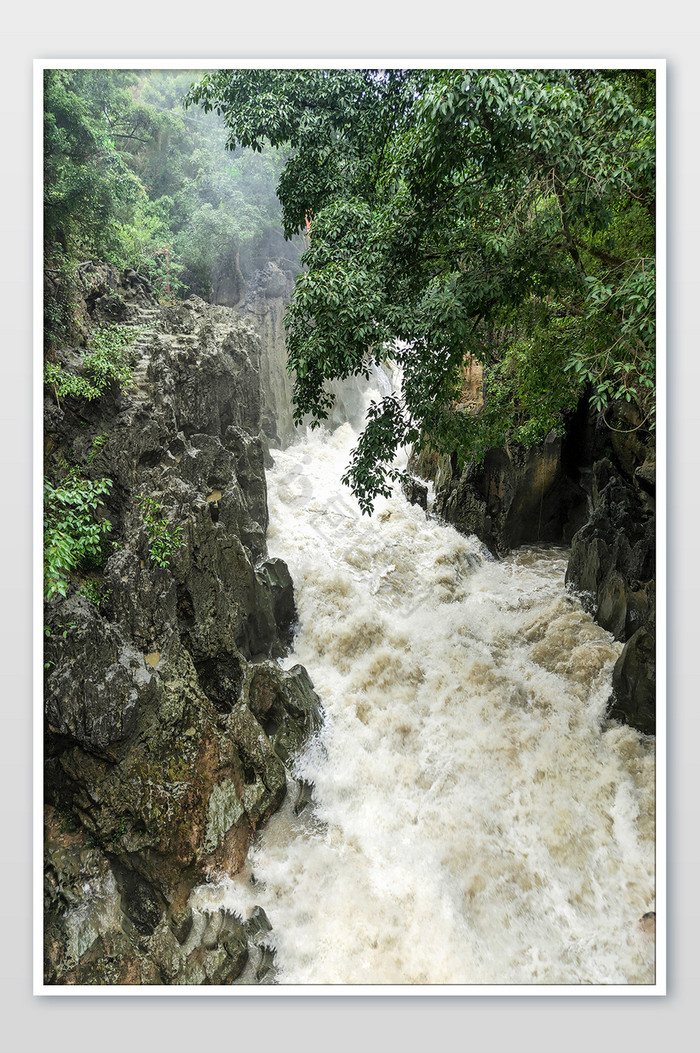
[
  {"x1": 187, "y1": 68, "x2": 655, "y2": 511},
  {"x1": 44, "y1": 473, "x2": 113, "y2": 599},
  {"x1": 44, "y1": 68, "x2": 293, "y2": 344}
]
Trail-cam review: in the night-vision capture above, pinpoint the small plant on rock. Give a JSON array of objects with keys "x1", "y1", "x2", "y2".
[
  {"x1": 86, "y1": 433, "x2": 108, "y2": 464},
  {"x1": 138, "y1": 495, "x2": 184, "y2": 568},
  {"x1": 77, "y1": 578, "x2": 102, "y2": 606},
  {"x1": 44, "y1": 324, "x2": 134, "y2": 406},
  {"x1": 44, "y1": 472, "x2": 113, "y2": 599}
]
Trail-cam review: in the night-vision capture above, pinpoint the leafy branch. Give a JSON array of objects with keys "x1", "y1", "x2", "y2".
[
  {"x1": 138, "y1": 496, "x2": 184, "y2": 568},
  {"x1": 44, "y1": 473, "x2": 112, "y2": 599}
]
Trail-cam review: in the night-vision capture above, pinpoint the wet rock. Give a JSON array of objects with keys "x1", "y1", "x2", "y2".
[
  {"x1": 293, "y1": 779, "x2": 315, "y2": 815},
  {"x1": 44, "y1": 287, "x2": 321, "y2": 985},
  {"x1": 245, "y1": 906, "x2": 273, "y2": 940},
  {"x1": 241, "y1": 906, "x2": 277, "y2": 985},
  {"x1": 566, "y1": 459, "x2": 655, "y2": 733},
  {"x1": 401, "y1": 474, "x2": 428, "y2": 510},
  {"x1": 247, "y1": 662, "x2": 324, "y2": 765},
  {"x1": 255, "y1": 944, "x2": 278, "y2": 984},
  {"x1": 431, "y1": 432, "x2": 587, "y2": 556},
  {"x1": 221, "y1": 914, "x2": 250, "y2": 973},
  {"x1": 567, "y1": 461, "x2": 655, "y2": 635},
  {"x1": 639, "y1": 911, "x2": 656, "y2": 936},
  {"x1": 256, "y1": 557, "x2": 297, "y2": 646},
  {"x1": 150, "y1": 906, "x2": 250, "y2": 985},
  {"x1": 610, "y1": 628, "x2": 656, "y2": 735}
]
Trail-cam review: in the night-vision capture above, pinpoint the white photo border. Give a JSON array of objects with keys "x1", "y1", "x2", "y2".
[{"x1": 33, "y1": 57, "x2": 667, "y2": 997}]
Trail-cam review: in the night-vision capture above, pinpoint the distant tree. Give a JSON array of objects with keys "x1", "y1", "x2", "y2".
[{"x1": 44, "y1": 67, "x2": 296, "y2": 338}]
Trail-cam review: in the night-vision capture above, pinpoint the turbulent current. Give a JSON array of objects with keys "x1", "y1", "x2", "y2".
[{"x1": 196, "y1": 409, "x2": 656, "y2": 986}]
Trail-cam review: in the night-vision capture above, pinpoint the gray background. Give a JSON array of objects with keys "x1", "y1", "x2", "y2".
[{"x1": 2, "y1": 7, "x2": 696, "y2": 1051}]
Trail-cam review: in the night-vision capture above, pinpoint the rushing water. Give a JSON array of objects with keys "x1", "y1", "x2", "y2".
[{"x1": 195, "y1": 410, "x2": 656, "y2": 986}]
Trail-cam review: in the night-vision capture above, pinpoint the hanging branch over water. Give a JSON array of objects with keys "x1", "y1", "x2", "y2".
[{"x1": 186, "y1": 68, "x2": 656, "y2": 513}]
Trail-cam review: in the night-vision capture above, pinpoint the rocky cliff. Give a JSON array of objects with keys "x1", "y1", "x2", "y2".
[
  {"x1": 415, "y1": 431, "x2": 589, "y2": 557},
  {"x1": 565, "y1": 407, "x2": 656, "y2": 735},
  {"x1": 43, "y1": 265, "x2": 322, "y2": 985},
  {"x1": 242, "y1": 260, "x2": 299, "y2": 448}
]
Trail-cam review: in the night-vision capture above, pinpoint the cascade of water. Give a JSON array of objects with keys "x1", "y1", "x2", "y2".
[{"x1": 195, "y1": 405, "x2": 655, "y2": 986}]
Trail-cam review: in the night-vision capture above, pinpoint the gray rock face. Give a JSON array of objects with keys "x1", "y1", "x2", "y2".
[
  {"x1": 45, "y1": 595, "x2": 153, "y2": 754},
  {"x1": 423, "y1": 432, "x2": 587, "y2": 557},
  {"x1": 566, "y1": 458, "x2": 655, "y2": 734},
  {"x1": 44, "y1": 280, "x2": 322, "y2": 984},
  {"x1": 243, "y1": 263, "x2": 299, "y2": 447}
]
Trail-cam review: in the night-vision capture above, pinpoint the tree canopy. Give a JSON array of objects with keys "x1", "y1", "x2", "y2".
[
  {"x1": 186, "y1": 68, "x2": 655, "y2": 512},
  {"x1": 44, "y1": 68, "x2": 295, "y2": 344}
]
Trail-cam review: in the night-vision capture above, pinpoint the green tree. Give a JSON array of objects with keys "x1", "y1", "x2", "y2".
[
  {"x1": 187, "y1": 68, "x2": 655, "y2": 511},
  {"x1": 44, "y1": 69, "x2": 150, "y2": 260}
]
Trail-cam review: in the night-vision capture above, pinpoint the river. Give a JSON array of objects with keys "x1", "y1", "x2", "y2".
[{"x1": 194, "y1": 409, "x2": 655, "y2": 986}]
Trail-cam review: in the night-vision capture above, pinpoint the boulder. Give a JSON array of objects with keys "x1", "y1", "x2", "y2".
[{"x1": 610, "y1": 629, "x2": 656, "y2": 735}]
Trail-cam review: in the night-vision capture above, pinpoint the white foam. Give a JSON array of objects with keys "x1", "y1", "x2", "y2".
[{"x1": 228, "y1": 416, "x2": 655, "y2": 985}]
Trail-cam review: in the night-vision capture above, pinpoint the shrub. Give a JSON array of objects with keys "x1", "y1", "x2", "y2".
[
  {"x1": 44, "y1": 324, "x2": 135, "y2": 405},
  {"x1": 138, "y1": 495, "x2": 184, "y2": 568},
  {"x1": 44, "y1": 472, "x2": 112, "y2": 599}
]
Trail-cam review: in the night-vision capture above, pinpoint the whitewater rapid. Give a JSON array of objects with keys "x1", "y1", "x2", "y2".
[{"x1": 195, "y1": 416, "x2": 656, "y2": 986}]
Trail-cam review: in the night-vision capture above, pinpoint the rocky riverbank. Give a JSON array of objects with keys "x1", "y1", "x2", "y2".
[
  {"x1": 43, "y1": 265, "x2": 322, "y2": 985},
  {"x1": 409, "y1": 398, "x2": 656, "y2": 735}
]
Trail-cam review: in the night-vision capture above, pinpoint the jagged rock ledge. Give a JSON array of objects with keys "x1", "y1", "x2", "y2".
[{"x1": 44, "y1": 267, "x2": 322, "y2": 985}]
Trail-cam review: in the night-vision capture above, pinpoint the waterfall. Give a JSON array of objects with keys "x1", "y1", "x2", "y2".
[{"x1": 194, "y1": 401, "x2": 655, "y2": 986}]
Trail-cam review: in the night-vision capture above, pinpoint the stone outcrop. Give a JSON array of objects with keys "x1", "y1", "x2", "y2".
[
  {"x1": 242, "y1": 261, "x2": 300, "y2": 448},
  {"x1": 566, "y1": 442, "x2": 656, "y2": 734},
  {"x1": 44, "y1": 270, "x2": 321, "y2": 985},
  {"x1": 413, "y1": 431, "x2": 588, "y2": 557}
]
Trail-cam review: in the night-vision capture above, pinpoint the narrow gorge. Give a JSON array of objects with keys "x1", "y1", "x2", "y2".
[
  {"x1": 43, "y1": 259, "x2": 656, "y2": 987},
  {"x1": 42, "y1": 66, "x2": 657, "y2": 990}
]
